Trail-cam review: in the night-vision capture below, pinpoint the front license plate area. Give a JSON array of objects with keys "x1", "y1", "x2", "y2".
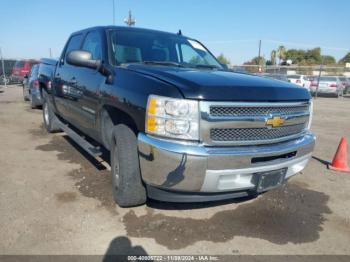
[{"x1": 256, "y1": 168, "x2": 287, "y2": 192}]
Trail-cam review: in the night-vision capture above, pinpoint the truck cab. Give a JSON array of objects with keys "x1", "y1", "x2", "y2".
[{"x1": 42, "y1": 26, "x2": 315, "y2": 207}]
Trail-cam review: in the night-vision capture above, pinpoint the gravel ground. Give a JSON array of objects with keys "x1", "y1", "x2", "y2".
[{"x1": 0, "y1": 85, "x2": 350, "y2": 256}]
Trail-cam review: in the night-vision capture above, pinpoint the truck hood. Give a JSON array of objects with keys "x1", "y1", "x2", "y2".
[{"x1": 126, "y1": 64, "x2": 310, "y2": 101}]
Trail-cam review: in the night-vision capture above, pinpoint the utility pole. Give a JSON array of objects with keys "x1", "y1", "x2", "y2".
[
  {"x1": 0, "y1": 47, "x2": 7, "y2": 88},
  {"x1": 315, "y1": 54, "x2": 325, "y2": 99},
  {"x1": 124, "y1": 10, "x2": 135, "y2": 26},
  {"x1": 112, "y1": 0, "x2": 115, "y2": 25},
  {"x1": 49, "y1": 48, "x2": 52, "y2": 58}
]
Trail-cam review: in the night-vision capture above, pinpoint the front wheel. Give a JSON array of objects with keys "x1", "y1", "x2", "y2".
[{"x1": 110, "y1": 124, "x2": 146, "y2": 207}]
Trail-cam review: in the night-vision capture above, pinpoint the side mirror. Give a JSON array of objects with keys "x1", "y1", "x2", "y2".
[{"x1": 66, "y1": 50, "x2": 101, "y2": 70}]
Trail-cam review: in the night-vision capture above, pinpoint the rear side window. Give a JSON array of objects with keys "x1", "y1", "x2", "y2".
[
  {"x1": 320, "y1": 77, "x2": 337, "y2": 81},
  {"x1": 64, "y1": 34, "x2": 83, "y2": 60},
  {"x1": 82, "y1": 31, "x2": 102, "y2": 60}
]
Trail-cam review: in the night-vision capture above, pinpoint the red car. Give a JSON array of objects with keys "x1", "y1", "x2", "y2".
[{"x1": 11, "y1": 59, "x2": 39, "y2": 83}]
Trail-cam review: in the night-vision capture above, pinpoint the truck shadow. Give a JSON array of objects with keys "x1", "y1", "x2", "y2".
[
  {"x1": 103, "y1": 236, "x2": 149, "y2": 262},
  {"x1": 124, "y1": 183, "x2": 331, "y2": 249},
  {"x1": 35, "y1": 135, "x2": 117, "y2": 214}
]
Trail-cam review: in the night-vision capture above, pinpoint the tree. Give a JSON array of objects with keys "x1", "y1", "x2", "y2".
[
  {"x1": 339, "y1": 52, "x2": 350, "y2": 64},
  {"x1": 270, "y1": 50, "x2": 277, "y2": 65},
  {"x1": 216, "y1": 53, "x2": 230, "y2": 65},
  {"x1": 243, "y1": 56, "x2": 266, "y2": 65},
  {"x1": 277, "y1": 46, "x2": 286, "y2": 64},
  {"x1": 285, "y1": 49, "x2": 306, "y2": 64},
  {"x1": 322, "y1": 55, "x2": 336, "y2": 65},
  {"x1": 304, "y1": 47, "x2": 321, "y2": 64}
]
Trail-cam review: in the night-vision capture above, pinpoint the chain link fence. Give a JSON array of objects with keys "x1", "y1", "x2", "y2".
[
  {"x1": 0, "y1": 59, "x2": 16, "y2": 85},
  {"x1": 230, "y1": 64, "x2": 350, "y2": 77}
]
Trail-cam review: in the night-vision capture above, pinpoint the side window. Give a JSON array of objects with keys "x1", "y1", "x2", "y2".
[
  {"x1": 64, "y1": 34, "x2": 83, "y2": 61},
  {"x1": 180, "y1": 44, "x2": 204, "y2": 64},
  {"x1": 82, "y1": 31, "x2": 102, "y2": 60}
]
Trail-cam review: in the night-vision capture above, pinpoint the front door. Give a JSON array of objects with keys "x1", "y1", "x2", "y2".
[{"x1": 73, "y1": 30, "x2": 105, "y2": 139}]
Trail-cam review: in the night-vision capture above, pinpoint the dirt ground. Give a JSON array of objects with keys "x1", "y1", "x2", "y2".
[{"x1": 0, "y1": 85, "x2": 350, "y2": 256}]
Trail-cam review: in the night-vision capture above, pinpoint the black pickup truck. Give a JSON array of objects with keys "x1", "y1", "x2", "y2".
[{"x1": 41, "y1": 26, "x2": 315, "y2": 207}]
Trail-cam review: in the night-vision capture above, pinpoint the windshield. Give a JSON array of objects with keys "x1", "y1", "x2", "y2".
[{"x1": 108, "y1": 29, "x2": 222, "y2": 69}]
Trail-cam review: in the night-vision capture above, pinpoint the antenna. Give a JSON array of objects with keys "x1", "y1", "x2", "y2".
[{"x1": 124, "y1": 10, "x2": 136, "y2": 26}]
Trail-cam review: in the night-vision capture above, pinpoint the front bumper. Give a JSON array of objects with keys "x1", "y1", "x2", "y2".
[{"x1": 138, "y1": 132, "x2": 315, "y2": 201}]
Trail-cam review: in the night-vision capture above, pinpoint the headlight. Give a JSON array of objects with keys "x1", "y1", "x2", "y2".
[
  {"x1": 145, "y1": 95, "x2": 199, "y2": 140},
  {"x1": 307, "y1": 99, "x2": 313, "y2": 130}
]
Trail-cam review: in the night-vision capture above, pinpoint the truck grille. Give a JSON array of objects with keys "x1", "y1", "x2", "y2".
[
  {"x1": 210, "y1": 124, "x2": 306, "y2": 142},
  {"x1": 200, "y1": 101, "x2": 310, "y2": 145},
  {"x1": 210, "y1": 105, "x2": 309, "y2": 117}
]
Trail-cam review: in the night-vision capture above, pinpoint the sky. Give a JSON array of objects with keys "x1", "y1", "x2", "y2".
[{"x1": 0, "y1": 0, "x2": 349, "y2": 64}]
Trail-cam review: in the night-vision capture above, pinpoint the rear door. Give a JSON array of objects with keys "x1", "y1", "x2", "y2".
[
  {"x1": 53, "y1": 34, "x2": 83, "y2": 125},
  {"x1": 73, "y1": 30, "x2": 105, "y2": 139}
]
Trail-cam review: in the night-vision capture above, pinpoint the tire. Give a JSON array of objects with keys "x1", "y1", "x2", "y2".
[
  {"x1": 23, "y1": 87, "x2": 29, "y2": 101},
  {"x1": 110, "y1": 124, "x2": 146, "y2": 207},
  {"x1": 30, "y1": 95, "x2": 37, "y2": 109},
  {"x1": 42, "y1": 99, "x2": 61, "y2": 133}
]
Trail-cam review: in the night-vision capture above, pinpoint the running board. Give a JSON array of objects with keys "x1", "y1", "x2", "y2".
[{"x1": 56, "y1": 120, "x2": 102, "y2": 158}]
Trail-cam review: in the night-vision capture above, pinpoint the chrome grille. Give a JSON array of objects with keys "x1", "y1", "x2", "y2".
[
  {"x1": 211, "y1": 124, "x2": 306, "y2": 142},
  {"x1": 210, "y1": 105, "x2": 309, "y2": 117},
  {"x1": 200, "y1": 101, "x2": 310, "y2": 145}
]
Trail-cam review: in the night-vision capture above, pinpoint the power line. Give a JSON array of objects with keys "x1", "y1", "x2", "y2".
[{"x1": 205, "y1": 38, "x2": 349, "y2": 52}]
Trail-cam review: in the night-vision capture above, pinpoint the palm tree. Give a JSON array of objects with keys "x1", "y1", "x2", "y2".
[
  {"x1": 270, "y1": 50, "x2": 277, "y2": 65},
  {"x1": 277, "y1": 46, "x2": 286, "y2": 65}
]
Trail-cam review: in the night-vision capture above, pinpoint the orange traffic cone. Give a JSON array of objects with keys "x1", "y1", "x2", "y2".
[{"x1": 328, "y1": 137, "x2": 350, "y2": 173}]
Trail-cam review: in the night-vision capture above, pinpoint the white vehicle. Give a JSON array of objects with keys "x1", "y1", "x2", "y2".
[
  {"x1": 310, "y1": 76, "x2": 343, "y2": 97},
  {"x1": 287, "y1": 75, "x2": 311, "y2": 88}
]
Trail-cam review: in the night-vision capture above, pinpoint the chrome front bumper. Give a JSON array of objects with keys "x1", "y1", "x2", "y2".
[{"x1": 138, "y1": 132, "x2": 315, "y2": 199}]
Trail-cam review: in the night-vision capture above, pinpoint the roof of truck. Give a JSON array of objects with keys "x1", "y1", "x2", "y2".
[{"x1": 71, "y1": 25, "x2": 189, "y2": 38}]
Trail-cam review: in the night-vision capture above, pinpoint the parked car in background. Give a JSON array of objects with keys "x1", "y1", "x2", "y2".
[
  {"x1": 339, "y1": 76, "x2": 350, "y2": 94},
  {"x1": 310, "y1": 76, "x2": 343, "y2": 97},
  {"x1": 23, "y1": 64, "x2": 43, "y2": 108},
  {"x1": 287, "y1": 75, "x2": 311, "y2": 88},
  {"x1": 11, "y1": 59, "x2": 39, "y2": 83}
]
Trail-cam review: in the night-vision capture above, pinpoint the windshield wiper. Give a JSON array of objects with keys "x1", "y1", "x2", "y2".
[
  {"x1": 142, "y1": 61, "x2": 184, "y2": 67},
  {"x1": 194, "y1": 64, "x2": 220, "y2": 69}
]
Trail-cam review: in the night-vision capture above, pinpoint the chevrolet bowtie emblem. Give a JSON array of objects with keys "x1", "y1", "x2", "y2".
[{"x1": 266, "y1": 116, "x2": 285, "y2": 128}]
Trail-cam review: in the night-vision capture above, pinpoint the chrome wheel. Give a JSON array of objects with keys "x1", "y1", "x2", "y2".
[
  {"x1": 44, "y1": 102, "x2": 49, "y2": 125},
  {"x1": 112, "y1": 143, "x2": 120, "y2": 188}
]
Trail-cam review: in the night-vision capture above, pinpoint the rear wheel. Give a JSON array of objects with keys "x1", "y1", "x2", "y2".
[
  {"x1": 42, "y1": 99, "x2": 61, "y2": 133},
  {"x1": 110, "y1": 124, "x2": 146, "y2": 207},
  {"x1": 30, "y1": 95, "x2": 37, "y2": 109},
  {"x1": 23, "y1": 87, "x2": 29, "y2": 101}
]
